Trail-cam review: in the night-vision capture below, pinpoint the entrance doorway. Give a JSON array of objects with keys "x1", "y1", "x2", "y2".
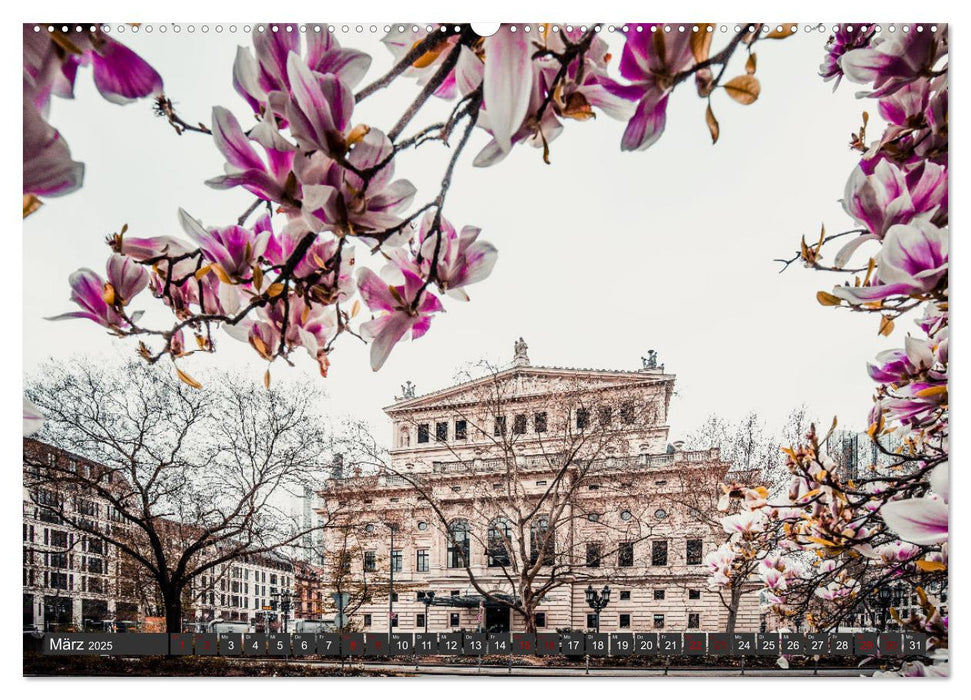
[{"x1": 484, "y1": 604, "x2": 510, "y2": 632}]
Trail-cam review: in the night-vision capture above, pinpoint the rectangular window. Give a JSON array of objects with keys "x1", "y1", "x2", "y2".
[
  {"x1": 450, "y1": 612, "x2": 460, "y2": 627},
  {"x1": 686, "y1": 539, "x2": 703, "y2": 565},
  {"x1": 416, "y1": 549, "x2": 429, "y2": 573},
  {"x1": 619, "y1": 614, "x2": 631, "y2": 629},
  {"x1": 455, "y1": 420, "x2": 467, "y2": 440},
  {"x1": 391, "y1": 550, "x2": 403, "y2": 573},
  {"x1": 416, "y1": 613, "x2": 425, "y2": 628},
  {"x1": 364, "y1": 551, "x2": 376, "y2": 572},
  {"x1": 513, "y1": 414, "x2": 527, "y2": 434},
  {"x1": 534, "y1": 412, "x2": 547, "y2": 433},
  {"x1": 598, "y1": 406, "x2": 612, "y2": 424},
  {"x1": 688, "y1": 589, "x2": 701, "y2": 600},
  {"x1": 618, "y1": 542, "x2": 634, "y2": 567},
  {"x1": 576, "y1": 408, "x2": 589, "y2": 430},
  {"x1": 363, "y1": 614, "x2": 372, "y2": 627},
  {"x1": 654, "y1": 589, "x2": 665, "y2": 600},
  {"x1": 49, "y1": 552, "x2": 67, "y2": 569},
  {"x1": 688, "y1": 613, "x2": 700, "y2": 629},
  {"x1": 534, "y1": 612, "x2": 547, "y2": 628},
  {"x1": 436, "y1": 421, "x2": 448, "y2": 442},
  {"x1": 620, "y1": 402, "x2": 635, "y2": 424},
  {"x1": 585, "y1": 542, "x2": 602, "y2": 568},
  {"x1": 50, "y1": 572, "x2": 68, "y2": 589},
  {"x1": 620, "y1": 590, "x2": 631, "y2": 601},
  {"x1": 50, "y1": 530, "x2": 68, "y2": 548},
  {"x1": 494, "y1": 416, "x2": 506, "y2": 436},
  {"x1": 417, "y1": 424, "x2": 429, "y2": 443},
  {"x1": 653, "y1": 614, "x2": 665, "y2": 629},
  {"x1": 652, "y1": 540, "x2": 668, "y2": 566}
]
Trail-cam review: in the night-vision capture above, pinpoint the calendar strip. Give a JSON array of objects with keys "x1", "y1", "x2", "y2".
[{"x1": 42, "y1": 632, "x2": 928, "y2": 658}]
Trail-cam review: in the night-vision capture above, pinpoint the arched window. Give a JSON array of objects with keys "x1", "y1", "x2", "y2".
[
  {"x1": 487, "y1": 517, "x2": 512, "y2": 567},
  {"x1": 530, "y1": 516, "x2": 554, "y2": 566},
  {"x1": 447, "y1": 519, "x2": 470, "y2": 568}
]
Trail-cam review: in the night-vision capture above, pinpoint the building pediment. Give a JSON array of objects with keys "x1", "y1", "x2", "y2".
[{"x1": 384, "y1": 365, "x2": 675, "y2": 416}]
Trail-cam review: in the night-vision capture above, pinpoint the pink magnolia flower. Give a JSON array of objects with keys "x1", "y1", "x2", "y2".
[
  {"x1": 23, "y1": 25, "x2": 163, "y2": 109},
  {"x1": 357, "y1": 268, "x2": 444, "y2": 371},
  {"x1": 224, "y1": 296, "x2": 337, "y2": 376},
  {"x1": 881, "y1": 495, "x2": 948, "y2": 545},
  {"x1": 867, "y1": 334, "x2": 938, "y2": 384},
  {"x1": 49, "y1": 254, "x2": 149, "y2": 328},
  {"x1": 285, "y1": 53, "x2": 356, "y2": 158},
  {"x1": 178, "y1": 209, "x2": 270, "y2": 280},
  {"x1": 388, "y1": 212, "x2": 498, "y2": 300},
  {"x1": 108, "y1": 233, "x2": 192, "y2": 262},
  {"x1": 721, "y1": 509, "x2": 767, "y2": 538},
  {"x1": 481, "y1": 25, "x2": 533, "y2": 154},
  {"x1": 832, "y1": 221, "x2": 948, "y2": 303},
  {"x1": 841, "y1": 24, "x2": 948, "y2": 98},
  {"x1": 473, "y1": 29, "x2": 633, "y2": 167},
  {"x1": 838, "y1": 160, "x2": 946, "y2": 262},
  {"x1": 22, "y1": 99, "x2": 83, "y2": 197},
  {"x1": 819, "y1": 24, "x2": 876, "y2": 89},
  {"x1": 610, "y1": 26, "x2": 695, "y2": 151},
  {"x1": 206, "y1": 106, "x2": 295, "y2": 206},
  {"x1": 23, "y1": 25, "x2": 162, "y2": 199},
  {"x1": 296, "y1": 129, "x2": 416, "y2": 236},
  {"x1": 233, "y1": 25, "x2": 370, "y2": 119}
]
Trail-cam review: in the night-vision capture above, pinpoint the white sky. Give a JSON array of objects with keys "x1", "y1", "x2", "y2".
[{"x1": 22, "y1": 24, "x2": 903, "y2": 444}]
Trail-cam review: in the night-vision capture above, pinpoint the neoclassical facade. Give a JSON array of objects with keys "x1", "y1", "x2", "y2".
[{"x1": 320, "y1": 343, "x2": 761, "y2": 634}]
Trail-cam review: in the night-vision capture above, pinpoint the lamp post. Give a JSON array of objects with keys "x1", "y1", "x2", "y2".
[
  {"x1": 419, "y1": 591, "x2": 435, "y2": 633},
  {"x1": 585, "y1": 584, "x2": 611, "y2": 633},
  {"x1": 878, "y1": 584, "x2": 893, "y2": 631}
]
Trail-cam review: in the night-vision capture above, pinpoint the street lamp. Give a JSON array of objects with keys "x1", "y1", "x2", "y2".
[
  {"x1": 878, "y1": 585, "x2": 893, "y2": 631},
  {"x1": 585, "y1": 584, "x2": 611, "y2": 633},
  {"x1": 419, "y1": 591, "x2": 435, "y2": 633}
]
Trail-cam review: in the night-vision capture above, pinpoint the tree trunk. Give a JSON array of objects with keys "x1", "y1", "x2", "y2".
[
  {"x1": 164, "y1": 587, "x2": 184, "y2": 634},
  {"x1": 725, "y1": 586, "x2": 743, "y2": 633}
]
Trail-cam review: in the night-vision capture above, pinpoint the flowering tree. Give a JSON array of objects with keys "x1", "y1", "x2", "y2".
[
  {"x1": 33, "y1": 22, "x2": 794, "y2": 388},
  {"x1": 708, "y1": 24, "x2": 948, "y2": 676}
]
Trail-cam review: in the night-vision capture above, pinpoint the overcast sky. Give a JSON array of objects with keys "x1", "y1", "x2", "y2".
[{"x1": 22, "y1": 24, "x2": 899, "y2": 444}]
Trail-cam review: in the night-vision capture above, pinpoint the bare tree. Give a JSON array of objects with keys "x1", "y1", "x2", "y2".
[{"x1": 24, "y1": 357, "x2": 335, "y2": 633}]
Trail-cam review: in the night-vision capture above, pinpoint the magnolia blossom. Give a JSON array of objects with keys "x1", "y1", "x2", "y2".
[
  {"x1": 703, "y1": 542, "x2": 736, "y2": 588},
  {"x1": 721, "y1": 509, "x2": 767, "y2": 539},
  {"x1": 841, "y1": 25, "x2": 948, "y2": 98},
  {"x1": 297, "y1": 129, "x2": 417, "y2": 236},
  {"x1": 819, "y1": 24, "x2": 876, "y2": 88},
  {"x1": 179, "y1": 209, "x2": 270, "y2": 280},
  {"x1": 387, "y1": 212, "x2": 498, "y2": 300},
  {"x1": 473, "y1": 28, "x2": 633, "y2": 166},
  {"x1": 881, "y1": 462, "x2": 948, "y2": 545},
  {"x1": 49, "y1": 254, "x2": 149, "y2": 329},
  {"x1": 224, "y1": 296, "x2": 337, "y2": 376},
  {"x1": 832, "y1": 221, "x2": 947, "y2": 303},
  {"x1": 23, "y1": 25, "x2": 163, "y2": 199},
  {"x1": 233, "y1": 25, "x2": 370, "y2": 119},
  {"x1": 357, "y1": 268, "x2": 444, "y2": 371},
  {"x1": 206, "y1": 106, "x2": 295, "y2": 206},
  {"x1": 610, "y1": 26, "x2": 695, "y2": 151},
  {"x1": 839, "y1": 160, "x2": 946, "y2": 256}
]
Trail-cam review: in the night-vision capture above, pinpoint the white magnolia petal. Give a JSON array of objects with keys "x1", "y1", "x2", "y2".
[
  {"x1": 483, "y1": 27, "x2": 532, "y2": 153},
  {"x1": 881, "y1": 497, "x2": 948, "y2": 545}
]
